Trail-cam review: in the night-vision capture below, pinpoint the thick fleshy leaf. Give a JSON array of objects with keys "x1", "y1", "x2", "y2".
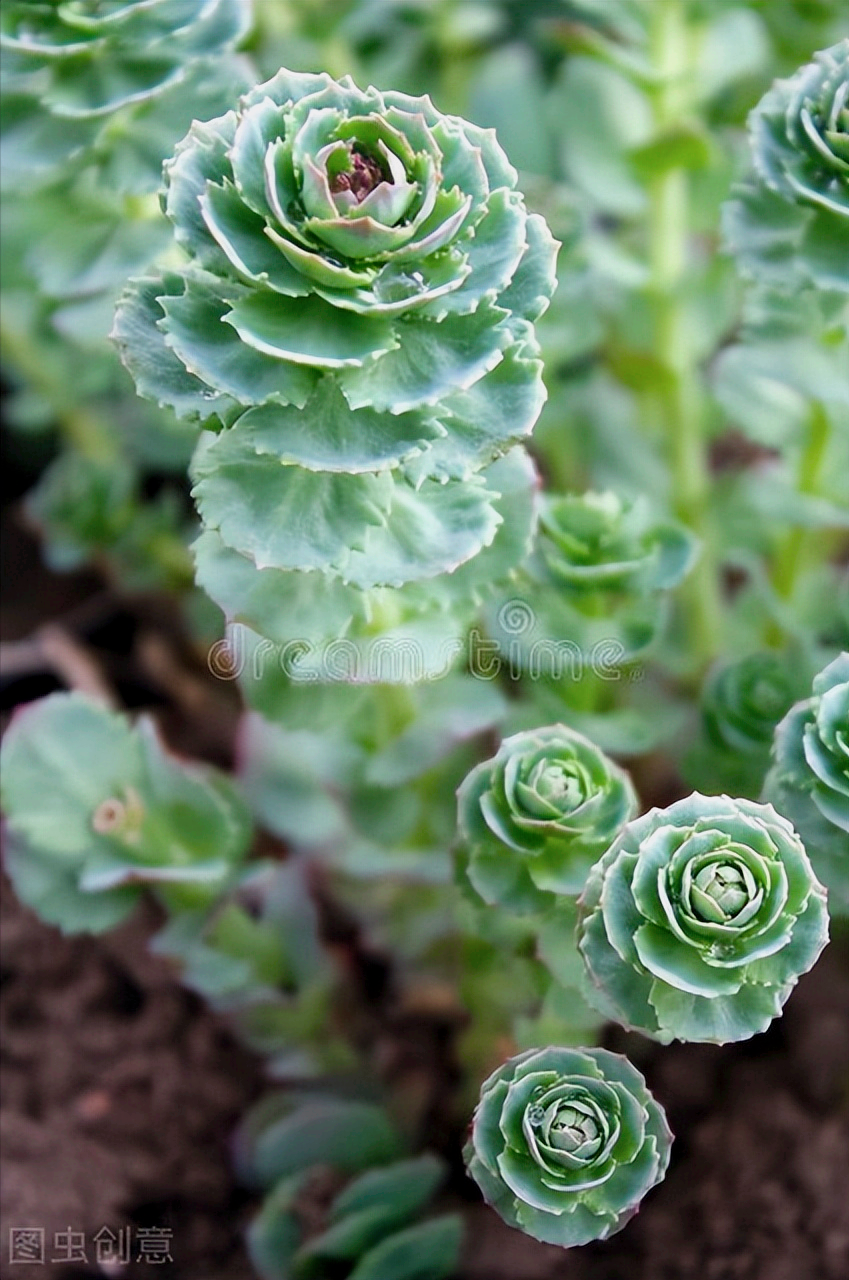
[
  {"x1": 159, "y1": 275, "x2": 318, "y2": 408},
  {"x1": 337, "y1": 305, "x2": 512, "y2": 413},
  {"x1": 112, "y1": 274, "x2": 236, "y2": 422},
  {"x1": 231, "y1": 379, "x2": 444, "y2": 473},
  {"x1": 341, "y1": 471, "x2": 503, "y2": 589},
  {"x1": 223, "y1": 291, "x2": 399, "y2": 370},
  {"x1": 190, "y1": 430, "x2": 393, "y2": 573}
]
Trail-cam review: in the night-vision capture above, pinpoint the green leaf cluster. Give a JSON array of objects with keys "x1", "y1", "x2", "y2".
[
  {"x1": 724, "y1": 40, "x2": 849, "y2": 295},
  {"x1": 765, "y1": 652, "x2": 849, "y2": 910},
  {"x1": 577, "y1": 792, "x2": 829, "y2": 1043},
  {"x1": 464, "y1": 1045, "x2": 671, "y2": 1247},
  {"x1": 456, "y1": 724, "x2": 637, "y2": 911},
  {"x1": 484, "y1": 491, "x2": 698, "y2": 672},
  {"x1": 683, "y1": 651, "x2": 810, "y2": 797},
  {"x1": 0, "y1": 0, "x2": 250, "y2": 192},
  {"x1": 237, "y1": 1093, "x2": 461, "y2": 1280},
  {"x1": 0, "y1": 692, "x2": 252, "y2": 932},
  {"x1": 114, "y1": 65, "x2": 557, "y2": 653}
]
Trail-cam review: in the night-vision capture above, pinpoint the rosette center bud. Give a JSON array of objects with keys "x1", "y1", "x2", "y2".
[
  {"x1": 330, "y1": 143, "x2": 390, "y2": 203},
  {"x1": 692, "y1": 861, "x2": 749, "y2": 921},
  {"x1": 532, "y1": 760, "x2": 586, "y2": 812},
  {"x1": 547, "y1": 1104, "x2": 602, "y2": 1156}
]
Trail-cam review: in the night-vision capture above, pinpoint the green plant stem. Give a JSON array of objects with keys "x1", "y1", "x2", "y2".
[
  {"x1": 648, "y1": 0, "x2": 722, "y2": 670},
  {"x1": 765, "y1": 400, "x2": 830, "y2": 645}
]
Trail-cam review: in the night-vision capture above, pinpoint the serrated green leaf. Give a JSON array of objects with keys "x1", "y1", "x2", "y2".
[
  {"x1": 338, "y1": 305, "x2": 512, "y2": 414},
  {"x1": 190, "y1": 430, "x2": 393, "y2": 573},
  {"x1": 112, "y1": 274, "x2": 237, "y2": 422},
  {"x1": 160, "y1": 275, "x2": 319, "y2": 409},
  {"x1": 232, "y1": 379, "x2": 444, "y2": 474},
  {"x1": 224, "y1": 291, "x2": 400, "y2": 370}
]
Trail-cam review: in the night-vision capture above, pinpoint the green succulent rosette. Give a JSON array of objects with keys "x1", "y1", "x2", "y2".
[
  {"x1": 484, "y1": 492, "x2": 697, "y2": 672},
  {"x1": 456, "y1": 725, "x2": 638, "y2": 912},
  {"x1": 683, "y1": 653, "x2": 807, "y2": 797},
  {"x1": 464, "y1": 1046, "x2": 672, "y2": 1248},
  {"x1": 114, "y1": 67, "x2": 556, "y2": 611},
  {"x1": 723, "y1": 40, "x2": 849, "y2": 294},
  {"x1": 115, "y1": 66, "x2": 555, "y2": 448},
  {"x1": 0, "y1": 0, "x2": 250, "y2": 191},
  {"x1": 0, "y1": 693, "x2": 251, "y2": 932},
  {"x1": 765, "y1": 653, "x2": 849, "y2": 911},
  {"x1": 577, "y1": 793, "x2": 829, "y2": 1044},
  {"x1": 537, "y1": 492, "x2": 697, "y2": 596}
]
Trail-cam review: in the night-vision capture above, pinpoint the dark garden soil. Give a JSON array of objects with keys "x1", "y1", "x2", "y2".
[{"x1": 3, "y1": 512, "x2": 849, "y2": 1280}]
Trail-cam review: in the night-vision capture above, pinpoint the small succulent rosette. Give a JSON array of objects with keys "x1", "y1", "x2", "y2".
[
  {"x1": 766, "y1": 652, "x2": 849, "y2": 911},
  {"x1": 0, "y1": 692, "x2": 251, "y2": 932},
  {"x1": 484, "y1": 491, "x2": 697, "y2": 672},
  {"x1": 724, "y1": 39, "x2": 849, "y2": 293},
  {"x1": 576, "y1": 793, "x2": 829, "y2": 1044},
  {"x1": 0, "y1": 0, "x2": 250, "y2": 191},
  {"x1": 465, "y1": 1046, "x2": 672, "y2": 1248},
  {"x1": 456, "y1": 725, "x2": 638, "y2": 913},
  {"x1": 114, "y1": 68, "x2": 556, "y2": 605},
  {"x1": 683, "y1": 652, "x2": 806, "y2": 797}
]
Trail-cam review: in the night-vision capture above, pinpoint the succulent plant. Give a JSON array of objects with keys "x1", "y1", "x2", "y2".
[
  {"x1": 537, "y1": 492, "x2": 697, "y2": 597},
  {"x1": 464, "y1": 1045, "x2": 672, "y2": 1248},
  {"x1": 724, "y1": 39, "x2": 849, "y2": 293},
  {"x1": 483, "y1": 491, "x2": 698, "y2": 672},
  {"x1": 0, "y1": 692, "x2": 251, "y2": 931},
  {"x1": 765, "y1": 652, "x2": 849, "y2": 911},
  {"x1": 456, "y1": 725, "x2": 638, "y2": 912},
  {"x1": 113, "y1": 66, "x2": 557, "y2": 659},
  {"x1": 115, "y1": 65, "x2": 555, "y2": 449},
  {"x1": 237, "y1": 1091, "x2": 461, "y2": 1280},
  {"x1": 683, "y1": 652, "x2": 807, "y2": 797},
  {"x1": 577, "y1": 793, "x2": 829, "y2": 1043}
]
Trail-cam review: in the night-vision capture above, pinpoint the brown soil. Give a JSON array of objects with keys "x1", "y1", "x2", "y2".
[{"x1": 3, "y1": 874, "x2": 848, "y2": 1280}]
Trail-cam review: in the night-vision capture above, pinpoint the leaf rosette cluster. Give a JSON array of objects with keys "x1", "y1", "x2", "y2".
[
  {"x1": 684, "y1": 652, "x2": 805, "y2": 797},
  {"x1": 0, "y1": 0, "x2": 250, "y2": 191},
  {"x1": 114, "y1": 67, "x2": 557, "y2": 659},
  {"x1": 465, "y1": 1046, "x2": 672, "y2": 1248},
  {"x1": 456, "y1": 725, "x2": 638, "y2": 912},
  {"x1": 577, "y1": 793, "x2": 828, "y2": 1043},
  {"x1": 485, "y1": 492, "x2": 697, "y2": 671},
  {"x1": 724, "y1": 40, "x2": 849, "y2": 294},
  {"x1": 766, "y1": 653, "x2": 849, "y2": 911},
  {"x1": 538, "y1": 492, "x2": 697, "y2": 597},
  {"x1": 0, "y1": 693, "x2": 251, "y2": 932}
]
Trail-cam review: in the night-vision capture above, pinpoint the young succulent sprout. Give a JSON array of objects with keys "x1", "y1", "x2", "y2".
[
  {"x1": 456, "y1": 725, "x2": 638, "y2": 913},
  {"x1": 576, "y1": 793, "x2": 829, "y2": 1044},
  {"x1": 465, "y1": 1046, "x2": 672, "y2": 1247},
  {"x1": 683, "y1": 651, "x2": 809, "y2": 797},
  {"x1": 537, "y1": 492, "x2": 698, "y2": 598},
  {"x1": 765, "y1": 652, "x2": 849, "y2": 911},
  {"x1": 724, "y1": 39, "x2": 849, "y2": 293}
]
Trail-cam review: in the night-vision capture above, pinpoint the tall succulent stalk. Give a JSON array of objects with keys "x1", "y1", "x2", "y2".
[{"x1": 647, "y1": 0, "x2": 722, "y2": 669}]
